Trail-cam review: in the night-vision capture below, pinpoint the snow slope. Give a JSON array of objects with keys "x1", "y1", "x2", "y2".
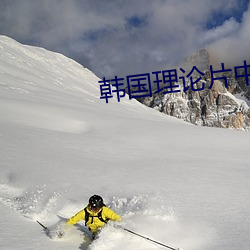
[{"x1": 0, "y1": 36, "x2": 249, "y2": 250}]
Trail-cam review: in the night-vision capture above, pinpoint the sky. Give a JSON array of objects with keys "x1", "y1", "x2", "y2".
[{"x1": 0, "y1": 0, "x2": 249, "y2": 79}]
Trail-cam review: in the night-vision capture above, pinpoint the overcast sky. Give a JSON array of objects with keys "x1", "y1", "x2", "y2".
[{"x1": 0, "y1": 0, "x2": 249, "y2": 79}]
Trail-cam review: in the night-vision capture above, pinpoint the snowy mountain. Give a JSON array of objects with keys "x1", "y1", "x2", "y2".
[
  {"x1": 139, "y1": 49, "x2": 250, "y2": 130},
  {"x1": 0, "y1": 36, "x2": 250, "y2": 250}
]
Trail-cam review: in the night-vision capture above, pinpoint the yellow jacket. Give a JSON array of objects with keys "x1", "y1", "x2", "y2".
[{"x1": 67, "y1": 206, "x2": 121, "y2": 233}]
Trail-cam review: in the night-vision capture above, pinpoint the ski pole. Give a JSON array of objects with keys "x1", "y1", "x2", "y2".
[
  {"x1": 122, "y1": 227, "x2": 180, "y2": 250},
  {"x1": 37, "y1": 220, "x2": 48, "y2": 231}
]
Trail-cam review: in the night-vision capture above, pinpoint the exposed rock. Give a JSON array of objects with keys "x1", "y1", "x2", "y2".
[{"x1": 138, "y1": 49, "x2": 250, "y2": 130}]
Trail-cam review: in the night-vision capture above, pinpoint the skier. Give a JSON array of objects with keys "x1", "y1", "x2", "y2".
[{"x1": 66, "y1": 194, "x2": 122, "y2": 239}]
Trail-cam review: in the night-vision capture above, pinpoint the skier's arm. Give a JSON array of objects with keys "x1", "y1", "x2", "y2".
[
  {"x1": 104, "y1": 207, "x2": 122, "y2": 222},
  {"x1": 67, "y1": 209, "x2": 85, "y2": 225}
]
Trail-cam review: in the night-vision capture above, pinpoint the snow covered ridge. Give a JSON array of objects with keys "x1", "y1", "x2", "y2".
[
  {"x1": 0, "y1": 35, "x2": 101, "y2": 98},
  {"x1": 0, "y1": 35, "x2": 101, "y2": 133}
]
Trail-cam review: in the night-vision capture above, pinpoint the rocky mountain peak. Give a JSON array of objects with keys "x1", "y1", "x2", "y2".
[
  {"x1": 184, "y1": 48, "x2": 210, "y2": 73},
  {"x1": 138, "y1": 49, "x2": 250, "y2": 130}
]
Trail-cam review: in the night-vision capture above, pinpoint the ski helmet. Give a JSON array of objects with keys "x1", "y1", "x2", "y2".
[{"x1": 89, "y1": 195, "x2": 104, "y2": 210}]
